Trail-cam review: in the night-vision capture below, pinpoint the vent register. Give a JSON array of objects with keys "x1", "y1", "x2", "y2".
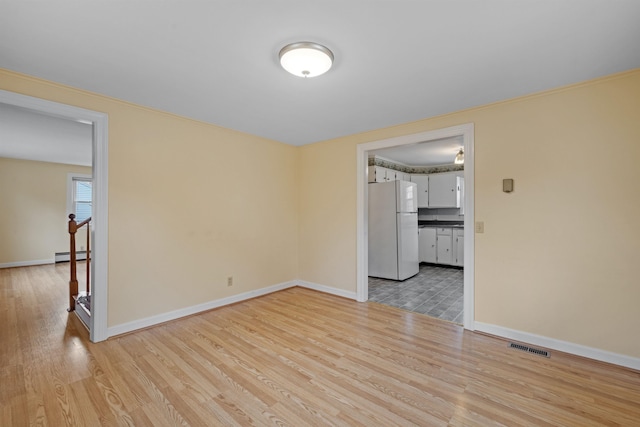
[{"x1": 509, "y1": 342, "x2": 550, "y2": 358}]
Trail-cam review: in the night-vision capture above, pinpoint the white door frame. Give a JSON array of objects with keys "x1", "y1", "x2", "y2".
[
  {"x1": 356, "y1": 123, "x2": 475, "y2": 330},
  {"x1": 0, "y1": 90, "x2": 109, "y2": 342}
]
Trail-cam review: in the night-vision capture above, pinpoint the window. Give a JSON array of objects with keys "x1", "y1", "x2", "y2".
[
  {"x1": 74, "y1": 179, "x2": 92, "y2": 222},
  {"x1": 67, "y1": 173, "x2": 92, "y2": 222}
]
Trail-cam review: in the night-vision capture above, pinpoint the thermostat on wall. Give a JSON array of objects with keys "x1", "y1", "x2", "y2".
[{"x1": 503, "y1": 179, "x2": 514, "y2": 193}]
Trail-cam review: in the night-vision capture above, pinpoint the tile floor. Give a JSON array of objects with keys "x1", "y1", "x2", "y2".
[{"x1": 368, "y1": 264, "x2": 464, "y2": 323}]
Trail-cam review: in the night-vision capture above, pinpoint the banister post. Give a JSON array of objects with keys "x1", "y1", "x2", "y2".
[{"x1": 68, "y1": 214, "x2": 78, "y2": 312}]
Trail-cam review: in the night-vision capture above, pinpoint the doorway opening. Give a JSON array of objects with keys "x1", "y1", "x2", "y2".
[
  {"x1": 0, "y1": 89, "x2": 109, "y2": 342},
  {"x1": 356, "y1": 123, "x2": 475, "y2": 331}
]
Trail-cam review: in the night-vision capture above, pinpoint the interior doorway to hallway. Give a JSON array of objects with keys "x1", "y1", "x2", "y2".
[{"x1": 0, "y1": 89, "x2": 109, "y2": 342}]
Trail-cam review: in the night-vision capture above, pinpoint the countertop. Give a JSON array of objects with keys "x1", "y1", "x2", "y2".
[{"x1": 418, "y1": 221, "x2": 464, "y2": 229}]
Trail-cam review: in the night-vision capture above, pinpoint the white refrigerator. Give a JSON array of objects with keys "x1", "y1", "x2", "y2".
[{"x1": 368, "y1": 180, "x2": 419, "y2": 281}]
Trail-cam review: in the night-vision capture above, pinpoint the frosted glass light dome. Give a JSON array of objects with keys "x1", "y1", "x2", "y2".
[{"x1": 279, "y1": 42, "x2": 334, "y2": 78}]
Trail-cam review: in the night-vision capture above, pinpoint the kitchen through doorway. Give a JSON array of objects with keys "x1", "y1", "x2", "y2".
[
  {"x1": 368, "y1": 264, "x2": 464, "y2": 323},
  {"x1": 356, "y1": 124, "x2": 475, "y2": 330}
]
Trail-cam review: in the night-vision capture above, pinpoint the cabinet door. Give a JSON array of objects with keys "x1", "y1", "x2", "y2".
[
  {"x1": 457, "y1": 176, "x2": 465, "y2": 215},
  {"x1": 428, "y1": 173, "x2": 458, "y2": 208},
  {"x1": 436, "y1": 231, "x2": 453, "y2": 265},
  {"x1": 385, "y1": 169, "x2": 397, "y2": 181},
  {"x1": 419, "y1": 227, "x2": 437, "y2": 263},
  {"x1": 367, "y1": 166, "x2": 376, "y2": 183},
  {"x1": 453, "y1": 229, "x2": 464, "y2": 266},
  {"x1": 372, "y1": 166, "x2": 387, "y2": 182},
  {"x1": 411, "y1": 174, "x2": 429, "y2": 208}
]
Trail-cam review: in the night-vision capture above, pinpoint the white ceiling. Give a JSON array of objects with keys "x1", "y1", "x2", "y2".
[
  {"x1": 371, "y1": 136, "x2": 464, "y2": 167},
  {"x1": 1, "y1": 1, "x2": 639, "y2": 149},
  {"x1": 0, "y1": 103, "x2": 92, "y2": 166}
]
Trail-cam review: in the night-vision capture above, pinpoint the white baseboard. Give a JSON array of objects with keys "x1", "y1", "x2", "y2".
[
  {"x1": 0, "y1": 259, "x2": 54, "y2": 269},
  {"x1": 55, "y1": 251, "x2": 87, "y2": 263},
  {"x1": 296, "y1": 280, "x2": 358, "y2": 300},
  {"x1": 475, "y1": 322, "x2": 640, "y2": 372},
  {"x1": 107, "y1": 280, "x2": 297, "y2": 337},
  {"x1": 107, "y1": 279, "x2": 358, "y2": 338}
]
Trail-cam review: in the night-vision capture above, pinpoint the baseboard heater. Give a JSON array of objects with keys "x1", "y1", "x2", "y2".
[{"x1": 55, "y1": 251, "x2": 87, "y2": 263}]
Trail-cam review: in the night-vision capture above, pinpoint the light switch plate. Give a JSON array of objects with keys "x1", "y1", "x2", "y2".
[{"x1": 475, "y1": 221, "x2": 484, "y2": 233}]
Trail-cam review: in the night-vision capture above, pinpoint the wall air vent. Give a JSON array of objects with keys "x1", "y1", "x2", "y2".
[{"x1": 508, "y1": 342, "x2": 550, "y2": 358}]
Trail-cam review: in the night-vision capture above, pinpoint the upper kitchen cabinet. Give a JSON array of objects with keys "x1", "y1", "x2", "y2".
[
  {"x1": 411, "y1": 174, "x2": 430, "y2": 208},
  {"x1": 368, "y1": 166, "x2": 411, "y2": 183},
  {"x1": 399, "y1": 171, "x2": 411, "y2": 181},
  {"x1": 428, "y1": 172, "x2": 464, "y2": 208},
  {"x1": 368, "y1": 166, "x2": 388, "y2": 183}
]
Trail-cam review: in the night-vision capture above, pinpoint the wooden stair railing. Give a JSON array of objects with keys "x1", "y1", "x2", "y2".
[{"x1": 67, "y1": 213, "x2": 91, "y2": 312}]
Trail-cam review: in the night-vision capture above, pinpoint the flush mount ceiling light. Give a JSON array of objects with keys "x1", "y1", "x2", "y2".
[
  {"x1": 279, "y1": 42, "x2": 334, "y2": 78},
  {"x1": 454, "y1": 148, "x2": 465, "y2": 165}
]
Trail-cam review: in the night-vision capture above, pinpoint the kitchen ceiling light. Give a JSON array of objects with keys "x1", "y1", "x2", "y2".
[
  {"x1": 279, "y1": 42, "x2": 334, "y2": 78},
  {"x1": 454, "y1": 148, "x2": 465, "y2": 165}
]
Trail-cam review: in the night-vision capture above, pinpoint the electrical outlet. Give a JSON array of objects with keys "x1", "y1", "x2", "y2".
[
  {"x1": 475, "y1": 221, "x2": 484, "y2": 233},
  {"x1": 227, "y1": 276, "x2": 233, "y2": 286}
]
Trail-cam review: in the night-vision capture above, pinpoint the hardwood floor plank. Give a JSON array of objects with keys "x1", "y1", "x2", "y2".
[
  {"x1": 92, "y1": 372, "x2": 136, "y2": 426},
  {"x1": 2, "y1": 265, "x2": 640, "y2": 426}
]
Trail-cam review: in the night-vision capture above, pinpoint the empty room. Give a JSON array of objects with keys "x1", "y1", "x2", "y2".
[{"x1": 2, "y1": 2, "x2": 640, "y2": 425}]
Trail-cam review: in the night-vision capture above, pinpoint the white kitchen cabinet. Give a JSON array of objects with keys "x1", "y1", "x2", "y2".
[
  {"x1": 368, "y1": 166, "x2": 387, "y2": 183},
  {"x1": 418, "y1": 227, "x2": 437, "y2": 263},
  {"x1": 391, "y1": 170, "x2": 411, "y2": 181},
  {"x1": 411, "y1": 174, "x2": 430, "y2": 208},
  {"x1": 453, "y1": 228, "x2": 464, "y2": 266},
  {"x1": 369, "y1": 166, "x2": 411, "y2": 182},
  {"x1": 458, "y1": 176, "x2": 465, "y2": 215},
  {"x1": 428, "y1": 172, "x2": 463, "y2": 208},
  {"x1": 436, "y1": 227, "x2": 453, "y2": 265}
]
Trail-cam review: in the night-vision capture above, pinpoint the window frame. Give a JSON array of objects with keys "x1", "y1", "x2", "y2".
[{"x1": 67, "y1": 173, "x2": 93, "y2": 224}]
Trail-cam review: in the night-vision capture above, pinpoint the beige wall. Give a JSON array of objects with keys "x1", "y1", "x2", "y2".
[
  {"x1": 0, "y1": 157, "x2": 91, "y2": 264},
  {"x1": 1, "y1": 69, "x2": 299, "y2": 327},
  {"x1": 3, "y1": 67, "x2": 640, "y2": 360},
  {"x1": 299, "y1": 69, "x2": 640, "y2": 359}
]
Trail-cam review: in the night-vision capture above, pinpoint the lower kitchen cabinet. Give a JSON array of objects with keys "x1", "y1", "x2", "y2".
[
  {"x1": 436, "y1": 227, "x2": 453, "y2": 265},
  {"x1": 420, "y1": 226, "x2": 464, "y2": 267},
  {"x1": 418, "y1": 227, "x2": 436, "y2": 263},
  {"x1": 453, "y1": 228, "x2": 464, "y2": 266}
]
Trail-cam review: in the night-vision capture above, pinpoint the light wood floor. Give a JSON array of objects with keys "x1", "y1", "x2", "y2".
[{"x1": 2, "y1": 264, "x2": 640, "y2": 426}]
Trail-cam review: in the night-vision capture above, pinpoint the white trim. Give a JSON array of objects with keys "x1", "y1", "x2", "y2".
[
  {"x1": 297, "y1": 280, "x2": 358, "y2": 300},
  {"x1": 475, "y1": 322, "x2": 640, "y2": 371},
  {"x1": 108, "y1": 280, "x2": 298, "y2": 337},
  {"x1": 0, "y1": 259, "x2": 54, "y2": 268},
  {"x1": 461, "y1": 125, "x2": 475, "y2": 331},
  {"x1": 91, "y1": 105, "x2": 109, "y2": 343},
  {"x1": 356, "y1": 124, "x2": 476, "y2": 330},
  {"x1": 55, "y1": 251, "x2": 87, "y2": 263},
  {"x1": 357, "y1": 142, "x2": 368, "y2": 302},
  {"x1": 0, "y1": 90, "x2": 109, "y2": 343}
]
